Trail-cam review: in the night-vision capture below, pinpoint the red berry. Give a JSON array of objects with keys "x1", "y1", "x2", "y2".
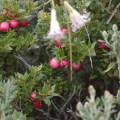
[
  {"x1": 98, "y1": 40, "x2": 111, "y2": 51},
  {"x1": 60, "y1": 60, "x2": 70, "y2": 68},
  {"x1": 0, "y1": 22, "x2": 10, "y2": 32},
  {"x1": 49, "y1": 58, "x2": 60, "y2": 69},
  {"x1": 54, "y1": 38, "x2": 62, "y2": 48},
  {"x1": 34, "y1": 100, "x2": 42, "y2": 109},
  {"x1": 21, "y1": 20, "x2": 29, "y2": 27},
  {"x1": 98, "y1": 40, "x2": 106, "y2": 49},
  {"x1": 9, "y1": 20, "x2": 19, "y2": 29},
  {"x1": 72, "y1": 63, "x2": 81, "y2": 72},
  {"x1": 31, "y1": 92, "x2": 37, "y2": 101}
]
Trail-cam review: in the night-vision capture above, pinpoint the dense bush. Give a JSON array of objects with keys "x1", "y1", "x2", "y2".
[{"x1": 0, "y1": 0, "x2": 120, "y2": 120}]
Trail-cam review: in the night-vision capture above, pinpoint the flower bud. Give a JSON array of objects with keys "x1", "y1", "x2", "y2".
[
  {"x1": 112, "y1": 24, "x2": 118, "y2": 32},
  {"x1": 88, "y1": 85, "x2": 96, "y2": 102},
  {"x1": 102, "y1": 31, "x2": 108, "y2": 39},
  {"x1": 104, "y1": 90, "x2": 114, "y2": 103},
  {"x1": 76, "y1": 102, "x2": 83, "y2": 111}
]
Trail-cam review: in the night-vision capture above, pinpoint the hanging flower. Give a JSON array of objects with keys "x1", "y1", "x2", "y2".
[
  {"x1": 47, "y1": 9, "x2": 63, "y2": 39},
  {"x1": 64, "y1": 1, "x2": 90, "y2": 32}
]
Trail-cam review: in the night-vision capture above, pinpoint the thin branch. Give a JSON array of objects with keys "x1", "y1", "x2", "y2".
[
  {"x1": 107, "y1": 0, "x2": 113, "y2": 11},
  {"x1": 67, "y1": 108, "x2": 79, "y2": 120},
  {"x1": 60, "y1": 88, "x2": 76, "y2": 112},
  {"x1": 15, "y1": 54, "x2": 31, "y2": 69},
  {"x1": 106, "y1": 2, "x2": 120, "y2": 24},
  {"x1": 44, "y1": 0, "x2": 51, "y2": 6},
  {"x1": 85, "y1": 26, "x2": 93, "y2": 69},
  {"x1": 35, "y1": 0, "x2": 51, "y2": 11},
  {"x1": 38, "y1": 109, "x2": 60, "y2": 120},
  {"x1": 51, "y1": 100, "x2": 60, "y2": 112},
  {"x1": 65, "y1": 7, "x2": 73, "y2": 82}
]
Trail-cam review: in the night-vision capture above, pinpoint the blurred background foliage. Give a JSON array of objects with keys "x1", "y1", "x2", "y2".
[{"x1": 0, "y1": 0, "x2": 120, "y2": 119}]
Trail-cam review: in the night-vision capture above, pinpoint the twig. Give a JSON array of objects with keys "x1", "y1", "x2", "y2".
[
  {"x1": 106, "y1": 2, "x2": 120, "y2": 24},
  {"x1": 15, "y1": 54, "x2": 31, "y2": 69},
  {"x1": 35, "y1": 0, "x2": 51, "y2": 11},
  {"x1": 44, "y1": 0, "x2": 51, "y2": 6},
  {"x1": 85, "y1": 26, "x2": 93, "y2": 69},
  {"x1": 67, "y1": 108, "x2": 79, "y2": 120},
  {"x1": 60, "y1": 88, "x2": 75, "y2": 112},
  {"x1": 65, "y1": 7, "x2": 73, "y2": 82},
  {"x1": 107, "y1": 0, "x2": 113, "y2": 11},
  {"x1": 51, "y1": 100, "x2": 60, "y2": 112},
  {"x1": 117, "y1": 57, "x2": 120, "y2": 83},
  {"x1": 38, "y1": 109, "x2": 60, "y2": 120}
]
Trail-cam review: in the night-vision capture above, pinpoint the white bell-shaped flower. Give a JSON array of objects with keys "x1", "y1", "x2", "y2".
[
  {"x1": 47, "y1": 9, "x2": 63, "y2": 39},
  {"x1": 64, "y1": 1, "x2": 90, "y2": 32}
]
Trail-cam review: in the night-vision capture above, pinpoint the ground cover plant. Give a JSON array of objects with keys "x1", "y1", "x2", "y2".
[{"x1": 0, "y1": 0, "x2": 120, "y2": 120}]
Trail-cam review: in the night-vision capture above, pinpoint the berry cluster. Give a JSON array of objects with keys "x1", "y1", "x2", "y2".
[
  {"x1": 49, "y1": 27, "x2": 81, "y2": 72},
  {"x1": 0, "y1": 20, "x2": 29, "y2": 33},
  {"x1": 49, "y1": 58, "x2": 81, "y2": 72},
  {"x1": 31, "y1": 92, "x2": 42, "y2": 110}
]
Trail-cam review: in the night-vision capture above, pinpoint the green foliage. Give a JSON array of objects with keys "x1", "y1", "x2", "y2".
[
  {"x1": 101, "y1": 24, "x2": 120, "y2": 78},
  {"x1": 0, "y1": 0, "x2": 120, "y2": 119},
  {"x1": 0, "y1": 31, "x2": 35, "y2": 53},
  {"x1": 14, "y1": 65, "x2": 58, "y2": 113},
  {"x1": 40, "y1": 85, "x2": 58, "y2": 106},
  {"x1": 0, "y1": 80, "x2": 27, "y2": 120},
  {"x1": 0, "y1": 0, "x2": 38, "y2": 19},
  {"x1": 0, "y1": 0, "x2": 37, "y2": 77},
  {"x1": 0, "y1": 80, "x2": 17, "y2": 113},
  {"x1": 15, "y1": 66, "x2": 43, "y2": 98},
  {"x1": 76, "y1": 85, "x2": 120, "y2": 120}
]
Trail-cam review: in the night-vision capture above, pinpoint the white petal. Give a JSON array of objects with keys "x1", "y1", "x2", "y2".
[
  {"x1": 70, "y1": 10, "x2": 90, "y2": 32},
  {"x1": 47, "y1": 9, "x2": 63, "y2": 39},
  {"x1": 64, "y1": 1, "x2": 90, "y2": 32}
]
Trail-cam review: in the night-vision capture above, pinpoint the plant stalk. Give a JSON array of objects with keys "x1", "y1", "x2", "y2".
[
  {"x1": 66, "y1": 15, "x2": 73, "y2": 81},
  {"x1": 51, "y1": 0, "x2": 55, "y2": 8},
  {"x1": 85, "y1": 26, "x2": 93, "y2": 69},
  {"x1": 117, "y1": 57, "x2": 120, "y2": 83}
]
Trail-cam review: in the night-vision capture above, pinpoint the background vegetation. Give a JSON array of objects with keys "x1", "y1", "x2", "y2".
[{"x1": 0, "y1": 0, "x2": 120, "y2": 120}]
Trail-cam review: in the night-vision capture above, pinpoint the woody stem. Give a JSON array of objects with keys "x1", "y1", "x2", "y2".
[{"x1": 66, "y1": 13, "x2": 73, "y2": 81}]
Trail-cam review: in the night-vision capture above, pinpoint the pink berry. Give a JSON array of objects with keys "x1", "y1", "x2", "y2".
[
  {"x1": 34, "y1": 100, "x2": 42, "y2": 109},
  {"x1": 49, "y1": 58, "x2": 60, "y2": 69},
  {"x1": 98, "y1": 40, "x2": 111, "y2": 51},
  {"x1": 72, "y1": 63, "x2": 81, "y2": 72},
  {"x1": 21, "y1": 20, "x2": 29, "y2": 27},
  {"x1": 98, "y1": 40, "x2": 106, "y2": 49},
  {"x1": 0, "y1": 22, "x2": 10, "y2": 32},
  {"x1": 60, "y1": 60, "x2": 70, "y2": 68},
  {"x1": 9, "y1": 20, "x2": 19, "y2": 29},
  {"x1": 31, "y1": 92, "x2": 37, "y2": 101}
]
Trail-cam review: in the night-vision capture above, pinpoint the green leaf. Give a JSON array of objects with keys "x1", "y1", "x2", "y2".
[{"x1": 103, "y1": 62, "x2": 115, "y2": 73}]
